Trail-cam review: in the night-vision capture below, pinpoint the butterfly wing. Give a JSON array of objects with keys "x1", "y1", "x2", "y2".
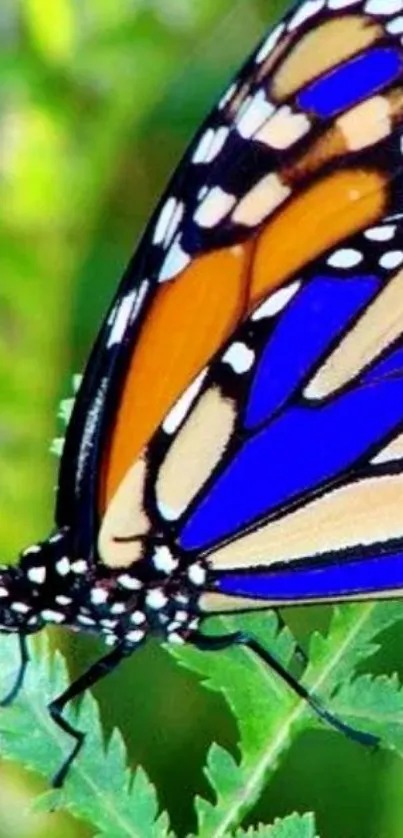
[
  {"x1": 58, "y1": 0, "x2": 403, "y2": 591},
  {"x1": 112, "y1": 209, "x2": 403, "y2": 608},
  {"x1": 175, "y1": 217, "x2": 403, "y2": 609}
]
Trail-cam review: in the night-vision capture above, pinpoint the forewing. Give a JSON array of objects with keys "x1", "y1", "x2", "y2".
[{"x1": 56, "y1": 1, "x2": 403, "y2": 567}]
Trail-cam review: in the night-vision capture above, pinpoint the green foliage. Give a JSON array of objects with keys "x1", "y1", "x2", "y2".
[
  {"x1": 169, "y1": 603, "x2": 403, "y2": 836},
  {"x1": 234, "y1": 813, "x2": 317, "y2": 838},
  {"x1": 0, "y1": 635, "x2": 171, "y2": 838},
  {"x1": 0, "y1": 632, "x2": 318, "y2": 837},
  {"x1": 1, "y1": 603, "x2": 403, "y2": 836}
]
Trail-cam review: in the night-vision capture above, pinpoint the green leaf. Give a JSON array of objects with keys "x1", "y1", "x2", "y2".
[
  {"x1": 305, "y1": 601, "x2": 403, "y2": 696},
  {"x1": 332, "y1": 672, "x2": 403, "y2": 752},
  {"x1": 51, "y1": 376, "x2": 80, "y2": 456},
  {"x1": 171, "y1": 613, "x2": 300, "y2": 836},
  {"x1": 171, "y1": 602, "x2": 403, "y2": 836},
  {"x1": 234, "y1": 812, "x2": 318, "y2": 837},
  {"x1": 0, "y1": 635, "x2": 171, "y2": 838}
]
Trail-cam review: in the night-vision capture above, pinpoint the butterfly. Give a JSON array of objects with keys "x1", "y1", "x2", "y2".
[{"x1": 2, "y1": 0, "x2": 403, "y2": 786}]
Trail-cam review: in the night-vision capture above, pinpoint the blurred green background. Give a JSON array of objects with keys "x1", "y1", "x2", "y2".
[{"x1": 1, "y1": 1, "x2": 403, "y2": 836}]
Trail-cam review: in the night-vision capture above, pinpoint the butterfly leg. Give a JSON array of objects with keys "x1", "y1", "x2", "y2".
[
  {"x1": 49, "y1": 642, "x2": 131, "y2": 788},
  {"x1": 190, "y1": 629, "x2": 378, "y2": 748},
  {"x1": 0, "y1": 634, "x2": 29, "y2": 707}
]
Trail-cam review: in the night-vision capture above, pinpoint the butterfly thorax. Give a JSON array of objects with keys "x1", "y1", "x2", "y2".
[{"x1": 0, "y1": 529, "x2": 205, "y2": 647}]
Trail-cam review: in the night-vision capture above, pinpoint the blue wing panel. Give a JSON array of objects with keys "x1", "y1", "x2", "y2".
[
  {"x1": 245, "y1": 274, "x2": 379, "y2": 430},
  {"x1": 179, "y1": 373, "x2": 403, "y2": 552},
  {"x1": 297, "y1": 47, "x2": 402, "y2": 119},
  {"x1": 214, "y1": 550, "x2": 403, "y2": 601}
]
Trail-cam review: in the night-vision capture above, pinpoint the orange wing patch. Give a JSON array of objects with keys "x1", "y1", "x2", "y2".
[
  {"x1": 101, "y1": 242, "x2": 253, "y2": 507},
  {"x1": 251, "y1": 169, "x2": 387, "y2": 307}
]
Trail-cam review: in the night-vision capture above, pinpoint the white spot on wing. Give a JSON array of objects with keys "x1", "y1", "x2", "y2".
[
  {"x1": 256, "y1": 105, "x2": 311, "y2": 150},
  {"x1": 219, "y1": 82, "x2": 237, "y2": 110},
  {"x1": 164, "y1": 201, "x2": 184, "y2": 248},
  {"x1": 387, "y1": 14, "x2": 403, "y2": 31},
  {"x1": 192, "y1": 126, "x2": 229, "y2": 165},
  {"x1": 209, "y1": 127, "x2": 229, "y2": 160},
  {"x1": 256, "y1": 23, "x2": 285, "y2": 63},
  {"x1": 236, "y1": 90, "x2": 275, "y2": 139},
  {"x1": 193, "y1": 130, "x2": 214, "y2": 164},
  {"x1": 193, "y1": 186, "x2": 236, "y2": 229},
  {"x1": 365, "y1": 0, "x2": 403, "y2": 14},
  {"x1": 107, "y1": 290, "x2": 137, "y2": 348},
  {"x1": 232, "y1": 173, "x2": 291, "y2": 227},
  {"x1": 288, "y1": 0, "x2": 325, "y2": 31},
  {"x1": 162, "y1": 369, "x2": 207, "y2": 435},
  {"x1": 159, "y1": 236, "x2": 191, "y2": 282},
  {"x1": 153, "y1": 197, "x2": 177, "y2": 245},
  {"x1": 379, "y1": 250, "x2": 403, "y2": 270},
  {"x1": 252, "y1": 280, "x2": 301, "y2": 320},
  {"x1": 327, "y1": 248, "x2": 363, "y2": 269},
  {"x1": 222, "y1": 342, "x2": 255, "y2": 374},
  {"x1": 364, "y1": 225, "x2": 396, "y2": 242}
]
